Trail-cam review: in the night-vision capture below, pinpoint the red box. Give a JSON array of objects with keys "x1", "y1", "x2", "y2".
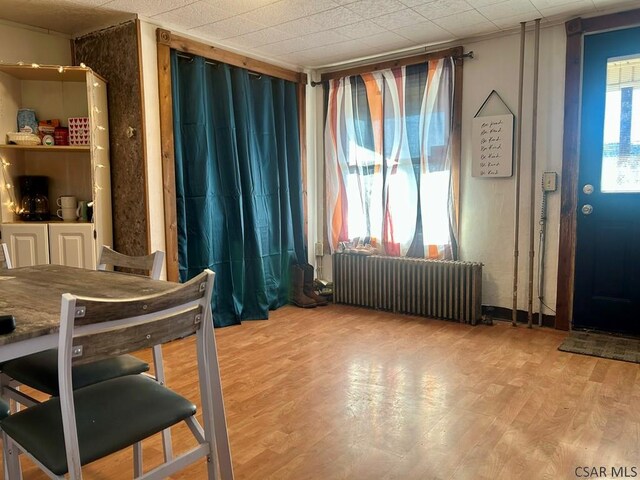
[{"x1": 54, "y1": 127, "x2": 68, "y2": 146}]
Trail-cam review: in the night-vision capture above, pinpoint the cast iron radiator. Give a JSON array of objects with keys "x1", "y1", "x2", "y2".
[{"x1": 333, "y1": 253, "x2": 483, "y2": 325}]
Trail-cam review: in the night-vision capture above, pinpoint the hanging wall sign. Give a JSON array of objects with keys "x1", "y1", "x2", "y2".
[{"x1": 471, "y1": 90, "x2": 514, "y2": 178}]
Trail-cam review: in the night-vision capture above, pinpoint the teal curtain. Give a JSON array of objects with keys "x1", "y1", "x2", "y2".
[{"x1": 171, "y1": 52, "x2": 306, "y2": 327}]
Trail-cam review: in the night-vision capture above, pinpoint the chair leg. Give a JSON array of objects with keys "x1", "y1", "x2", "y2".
[
  {"x1": 2, "y1": 432, "x2": 22, "y2": 480},
  {"x1": 152, "y1": 345, "x2": 173, "y2": 463},
  {"x1": 133, "y1": 442, "x2": 143, "y2": 477}
]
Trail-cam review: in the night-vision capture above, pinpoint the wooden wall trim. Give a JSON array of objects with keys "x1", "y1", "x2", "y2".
[
  {"x1": 555, "y1": 22, "x2": 583, "y2": 331},
  {"x1": 157, "y1": 28, "x2": 307, "y2": 85},
  {"x1": 556, "y1": 7, "x2": 640, "y2": 331},
  {"x1": 320, "y1": 46, "x2": 463, "y2": 82},
  {"x1": 156, "y1": 33, "x2": 180, "y2": 282},
  {"x1": 581, "y1": 7, "x2": 640, "y2": 33}
]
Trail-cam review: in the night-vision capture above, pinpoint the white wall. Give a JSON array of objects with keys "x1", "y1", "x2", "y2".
[
  {"x1": 460, "y1": 24, "x2": 565, "y2": 314},
  {"x1": 136, "y1": 18, "x2": 566, "y2": 315},
  {"x1": 311, "y1": 25, "x2": 567, "y2": 315},
  {"x1": 138, "y1": 20, "x2": 167, "y2": 279},
  {"x1": 0, "y1": 20, "x2": 71, "y2": 65}
]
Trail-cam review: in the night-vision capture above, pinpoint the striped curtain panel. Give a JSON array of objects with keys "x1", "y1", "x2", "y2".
[{"x1": 325, "y1": 59, "x2": 457, "y2": 259}]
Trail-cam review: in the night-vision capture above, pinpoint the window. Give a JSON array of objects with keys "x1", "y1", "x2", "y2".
[
  {"x1": 601, "y1": 55, "x2": 640, "y2": 193},
  {"x1": 324, "y1": 59, "x2": 458, "y2": 259}
]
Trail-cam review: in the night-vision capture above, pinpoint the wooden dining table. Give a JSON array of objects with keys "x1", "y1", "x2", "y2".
[
  {"x1": 0, "y1": 264, "x2": 175, "y2": 363},
  {"x1": 0, "y1": 264, "x2": 234, "y2": 479}
]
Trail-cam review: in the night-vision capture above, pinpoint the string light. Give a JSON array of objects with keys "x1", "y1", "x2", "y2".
[
  {"x1": 58, "y1": 66, "x2": 64, "y2": 73},
  {"x1": 31, "y1": 63, "x2": 40, "y2": 68},
  {"x1": 1, "y1": 155, "x2": 19, "y2": 215}
]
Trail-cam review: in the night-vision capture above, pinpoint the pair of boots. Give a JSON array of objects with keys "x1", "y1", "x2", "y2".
[{"x1": 290, "y1": 263, "x2": 328, "y2": 308}]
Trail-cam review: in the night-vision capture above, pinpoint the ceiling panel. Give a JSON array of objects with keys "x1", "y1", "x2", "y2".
[
  {"x1": 413, "y1": 0, "x2": 475, "y2": 19},
  {"x1": 0, "y1": 0, "x2": 636, "y2": 68}
]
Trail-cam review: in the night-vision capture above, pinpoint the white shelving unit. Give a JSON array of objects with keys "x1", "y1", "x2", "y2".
[{"x1": 0, "y1": 64, "x2": 112, "y2": 269}]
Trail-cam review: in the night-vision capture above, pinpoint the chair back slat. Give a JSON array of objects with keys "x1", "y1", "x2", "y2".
[
  {"x1": 0, "y1": 243, "x2": 11, "y2": 270},
  {"x1": 98, "y1": 246, "x2": 164, "y2": 279},
  {"x1": 71, "y1": 305, "x2": 203, "y2": 365},
  {"x1": 73, "y1": 271, "x2": 209, "y2": 326}
]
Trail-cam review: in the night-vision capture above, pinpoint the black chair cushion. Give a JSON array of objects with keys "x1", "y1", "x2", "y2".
[
  {"x1": 0, "y1": 398, "x2": 9, "y2": 420},
  {"x1": 1, "y1": 349, "x2": 149, "y2": 396},
  {"x1": 0, "y1": 375, "x2": 196, "y2": 476}
]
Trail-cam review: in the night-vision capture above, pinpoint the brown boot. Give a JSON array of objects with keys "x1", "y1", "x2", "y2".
[
  {"x1": 290, "y1": 264, "x2": 317, "y2": 308},
  {"x1": 302, "y1": 263, "x2": 328, "y2": 306}
]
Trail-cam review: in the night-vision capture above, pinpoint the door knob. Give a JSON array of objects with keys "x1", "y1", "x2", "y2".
[{"x1": 581, "y1": 204, "x2": 593, "y2": 215}]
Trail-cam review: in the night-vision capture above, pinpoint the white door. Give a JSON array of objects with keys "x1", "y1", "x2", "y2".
[
  {"x1": 0, "y1": 224, "x2": 49, "y2": 267},
  {"x1": 49, "y1": 223, "x2": 96, "y2": 269}
]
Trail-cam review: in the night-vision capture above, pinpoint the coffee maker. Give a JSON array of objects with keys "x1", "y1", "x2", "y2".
[{"x1": 18, "y1": 176, "x2": 50, "y2": 221}]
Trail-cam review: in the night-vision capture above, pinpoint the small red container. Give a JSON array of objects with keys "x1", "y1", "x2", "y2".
[{"x1": 54, "y1": 127, "x2": 69, "y2": 146}]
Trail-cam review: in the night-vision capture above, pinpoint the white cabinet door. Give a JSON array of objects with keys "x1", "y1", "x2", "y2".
[
  {"x1": 0, "y1": 224, "x2": 49, "y2": 267},
  {"x1": 48, "y1": 223, "x2": 96, "y2": 269}
]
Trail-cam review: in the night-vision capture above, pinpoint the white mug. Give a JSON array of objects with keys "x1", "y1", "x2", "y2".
[
  {"x1": 57, "y1": 196, "x2": 77, "y2": 209},
  {"x1": 57, "y1": 207, "x2": 77, "y2": 222}
]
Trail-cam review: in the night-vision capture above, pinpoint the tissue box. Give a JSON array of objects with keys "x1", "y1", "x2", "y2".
[{"x1": 68, "y1": 117, "x2": 90, "y2": 145}]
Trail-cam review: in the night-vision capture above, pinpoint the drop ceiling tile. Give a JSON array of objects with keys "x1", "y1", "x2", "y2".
[
  {"x1": 433, "y1": 10, "x2": 500, "y2": 36},
  {"x1": 306, "y1": 6, "x2": 365, "y2": 29},
  {"x1": 360, "y1": 30, "x2": 415, "y2": 49},
  {"x1": 346, "y1": 0, "x2": 406, "y2": 19},
  {"x1": 228, "y1": 27, "x2": 296, "y2": 48},
  {"x1": 243, "y1": 0, "x2": 339, "y2": 27},
  {"x1": 102, "y1": 0, "x2": 196, "y2": 17},
  {"x1": 371, "y1": 8, "x2": 430, "y2": 29},
  {"x1": 394, "y1": 20, "x2": 452, "y2": 43},
  {"x1": 276, "y1": 17, "x2": 326, "y2": 36},
  {"x1": 529, "y1": 0, "x2": 586, "y2": 8},
  {"x1": 152, "y1": 1, "x2": 231, "y2": 27},
  {"x1": 255, "y1": 30, "x2": 350, "y2": 55},
  {"x1": 202, "y1": 0, "x2": 279, "y2": 16},
  {"x1": 464, "y1": 0, "x2": 506, "y2": 6},
  {"x1": 332, "y1": 19, "x2": 383, "y2": 39},
  {"x1": 432, "y1": 9, "x2": 489, "y2": 30},
  {"x1": 536, "y1": 0, "x2": 595, "y2": 18},
  {"x1": 191, "y1": 16, "x2": 265, "y2": 39},
  {"x1": 275, "y1": 6, "x2": 363, "y2": 37},
  {"x1": 592, "y1": 0, "x2": 636, "y2": 9},
  {"x1": 68, "y1": 0, "x2": 112, "y2": 6},
  {"x1": 398, "y1": 0, "x2": 432, "y2": 7},
  {"x1": 477, "y1": 0, "x2": 539, "y2": 20},
  {"x1": 490, "y1": 12, "x2": 541, "y2": 28},
  {"x1": 413, "y1": 0, "x2": 474, "y2": 20}
]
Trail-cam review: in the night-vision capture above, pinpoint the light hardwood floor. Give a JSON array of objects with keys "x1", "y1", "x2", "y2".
[{"x1": 4, "y1": 304, "x2": 639, "y2": 479}]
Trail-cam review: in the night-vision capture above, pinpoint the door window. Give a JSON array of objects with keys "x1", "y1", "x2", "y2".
[{"x1": 601, "y1": 55, "x2": 640, "y2": 193}]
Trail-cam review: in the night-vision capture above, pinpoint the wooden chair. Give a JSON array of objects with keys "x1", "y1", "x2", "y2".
[
  {"x1": 0, "y1": 398, "x2": 9, "y2": 480},
  {"x1": 0, "y1": 270, "x2": 234, "y2": 479},
  {"x1": 0, "y1": 243, "x2": 12, "y2": 270},
  {"x1": 97, "y1": 245, "x2": 164, "y2": 279},
  {"x1": 0, "y1": 245, "x2": 165, "y2": 408}
]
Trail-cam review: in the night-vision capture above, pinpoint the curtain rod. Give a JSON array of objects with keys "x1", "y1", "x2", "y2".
[
  {"x1": 175, "y1": 52, "x2": 263, "y2": 79},
  {"x1": 309, "y1": 51, "x2": 473, "y2": 87}
]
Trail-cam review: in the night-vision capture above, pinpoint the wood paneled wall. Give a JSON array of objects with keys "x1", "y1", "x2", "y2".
[{"x1": 73, "y1": 20, "x2": 149, "y2": 257}]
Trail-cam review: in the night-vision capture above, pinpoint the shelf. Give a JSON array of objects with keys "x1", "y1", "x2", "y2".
[
  {"x1": 0, "y1": 65, "x2": 89, "y2": 82},
  {"x1": 0, "y1": 144, "x2": 90, "y2": 152}
]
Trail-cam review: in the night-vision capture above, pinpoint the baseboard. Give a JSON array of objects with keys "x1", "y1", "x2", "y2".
[{"x1": 483, "y1": 305, "x2": 556, "y2": 328}]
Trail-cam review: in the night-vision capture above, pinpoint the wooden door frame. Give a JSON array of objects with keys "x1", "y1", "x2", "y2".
[
  {"x1": 156, "y1": 29, "x2": 308, "y2": 281},
  {"x1": 555, "y1": 8, "x2": 640, "y2": 330}
]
